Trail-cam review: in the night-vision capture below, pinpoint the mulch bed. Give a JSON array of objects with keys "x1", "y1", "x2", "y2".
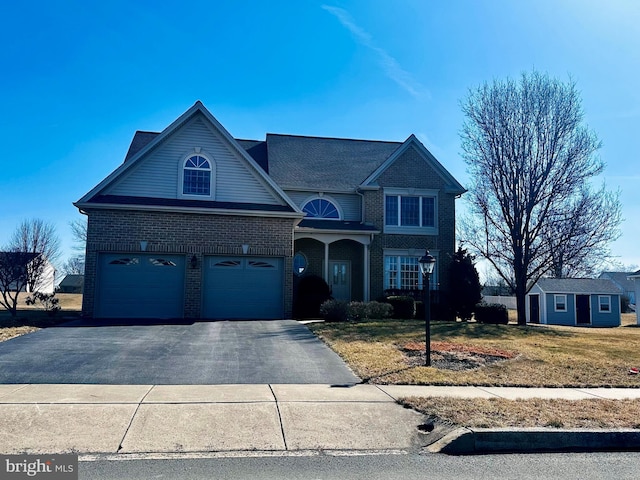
[{"x1": 401, "y1": 341, "x2": 519, "y2": 371}]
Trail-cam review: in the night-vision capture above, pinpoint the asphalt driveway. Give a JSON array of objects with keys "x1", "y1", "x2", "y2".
[{"x1": 0, "y1": 320, "x2": 360, "y2": 385}]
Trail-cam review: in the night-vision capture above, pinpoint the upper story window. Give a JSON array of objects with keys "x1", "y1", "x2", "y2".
[
  {"x1": 182, "y1": 154, "x2": 212, "y2": 196},
  {"x1": 302, "y1": 198, "x2": 340, "y2": 219},
  {"x1": 384, "y1": 190, "x2": 437, "y2": 234}
]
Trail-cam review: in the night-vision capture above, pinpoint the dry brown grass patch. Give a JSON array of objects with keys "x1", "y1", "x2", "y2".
[{"x1": 402, "y1": 396, "x2": 640, "y2": 429}]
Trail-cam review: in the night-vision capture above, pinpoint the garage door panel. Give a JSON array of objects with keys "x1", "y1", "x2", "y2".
[
  {"x1": 97, "y1": 254, "x2": 185, "y2": 319},
  {"x1": 203, "y1": 256, "x2": 283, "y2": 319}
]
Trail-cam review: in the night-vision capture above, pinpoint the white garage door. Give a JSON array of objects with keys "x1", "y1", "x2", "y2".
[
  {"x1": 203, "y1": 256, "x2": 283, "y2": 319},
  {"x1": 96, "y1": 253, "x2": 185, "y2": 318}
]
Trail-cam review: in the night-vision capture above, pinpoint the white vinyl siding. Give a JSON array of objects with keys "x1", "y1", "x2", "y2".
[{"x1": 106, "y1": 115, "x2": 283, "y2": 205}]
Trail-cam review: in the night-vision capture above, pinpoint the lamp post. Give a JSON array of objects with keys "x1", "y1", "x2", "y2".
[{"x1": 418, "y1": 250, "x2": 436, "y2": 367}]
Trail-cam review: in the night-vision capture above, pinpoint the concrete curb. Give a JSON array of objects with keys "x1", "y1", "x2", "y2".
[{"x1": 427, "y1": 427, "x2": 640, "y2": 454}]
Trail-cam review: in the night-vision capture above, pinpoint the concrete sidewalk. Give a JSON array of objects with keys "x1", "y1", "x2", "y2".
[{"x1": 1, "y1": 384, "x2": 640, "y2": 456}]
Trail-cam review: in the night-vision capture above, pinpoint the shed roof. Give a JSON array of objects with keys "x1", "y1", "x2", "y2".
[{"x1": 535, "y1": 278, "x2": 621, "y2": 295}]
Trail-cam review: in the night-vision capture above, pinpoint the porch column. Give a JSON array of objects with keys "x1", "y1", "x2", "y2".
[
  {"x1": 363, "y1": 243, "x2": 370, "y2": 301},
  {"x1": 324, "y1": 242, "x2": 329, "y2": 283}
]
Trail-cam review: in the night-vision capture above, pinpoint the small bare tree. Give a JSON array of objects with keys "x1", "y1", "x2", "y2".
[
  {"x1": 460, "y1": 70, "x2": 621, "y2": 325},
  {"x1": 61, "y1": 255, "x2": 85, "y2": 275},
  {"x1": 69, "y1": 218, "x2": 87, "y2": 249},
  {"x1": 0, "y1": 252, "x2": 31, "y2": 317},
  {"x1": 9, "y1": 219, "x2": 61, "y2": 294}
]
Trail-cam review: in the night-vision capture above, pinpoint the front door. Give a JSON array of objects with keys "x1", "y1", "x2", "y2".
[
  {"x1": 576, "y1": 295, "x2": 591, "y2": 325},
  {"x1": 328, "y1": 260, "x2": 351, "y2": 301}
]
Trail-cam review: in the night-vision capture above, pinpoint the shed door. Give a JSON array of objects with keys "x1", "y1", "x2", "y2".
[
  {"x1": 96, "y1": 253, "x2": 185, "y2": 318},
  {"x1": 529, "y1": 295, "x2": 540, "y2": 324},
  {"x1": 203, "y1": 256, "x2": 283, "y2": 319},
  {"x1": 576, "y1": 295, "x2": 591, "y2": 324}
]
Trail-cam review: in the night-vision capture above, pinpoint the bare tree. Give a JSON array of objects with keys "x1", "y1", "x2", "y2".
[
  {"x1": 9, "y1": 219, "x2": 61, "y2": 293},
  {"x1": 0, "y1": 252, "x2": 31, "y2": 316},
  {"x1": 69, "y1": 217, "x2": 87, "y2": 251},
  {"x1": 460, "y1": 70, "x2": 621, "y2": 325},
  {"x1": 61, "y1": 256, "x2": 85, "y2": 276}
]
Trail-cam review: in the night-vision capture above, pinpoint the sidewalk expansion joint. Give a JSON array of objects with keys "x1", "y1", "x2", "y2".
[{"x1": 268, "y1": 384, "x2": 288, "y2": 451}]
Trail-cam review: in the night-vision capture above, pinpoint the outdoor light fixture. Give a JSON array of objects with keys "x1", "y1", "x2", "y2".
[
  {"x1": 418, "y1": 250, "x2": 436, "y2": 366},
  {"x1": 190, "y1": 255, "x2": 198, "y2": 269}
]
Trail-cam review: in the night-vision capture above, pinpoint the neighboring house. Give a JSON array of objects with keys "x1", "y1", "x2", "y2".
[
  {"x1": 629, "y1": 270, "x2": 640, "y2": 325},
  {"x1": 0, "y1": 252, "x2": 55, "y2": 294},
  {"x1": 598, "y1": 271, "x2": 636, "y2": 306},
  {"x1": 526, "y1": 278, "x2": 621, "y2": 327},
  {"x1": 57, "y1": 274, "x2": 84, "y2": 294},
  {"x1": 74, "y1": 101, "x2": 465, "y2": 319}
]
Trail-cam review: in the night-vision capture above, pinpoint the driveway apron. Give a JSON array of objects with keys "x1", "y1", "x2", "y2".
[{"x1": 0, "y1": 320, "x2": 359, "y2": 385}]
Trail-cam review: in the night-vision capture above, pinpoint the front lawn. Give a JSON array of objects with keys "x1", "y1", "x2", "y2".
[
  {"x1": 0, "y1": 293, "x2": 82, "y2": 342},
  {"x1": 308, "y1": 314, "x2": 640, "y2": 387}
]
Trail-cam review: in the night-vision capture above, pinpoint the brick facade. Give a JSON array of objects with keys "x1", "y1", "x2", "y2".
[
  {"x1": 83, "y1": 208, "x2": 296, "y2": 318},
  {"x1": 364, "y1": 145, "x2": 458, "y2": 300}
]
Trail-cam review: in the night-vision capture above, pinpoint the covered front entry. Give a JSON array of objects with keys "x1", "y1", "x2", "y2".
[
  {"x1": 96, "y1": 253, "x2": 186, "y2": 318},
  {"x1": 202, "y1": 256, "x2": 284, "y2": 319}
]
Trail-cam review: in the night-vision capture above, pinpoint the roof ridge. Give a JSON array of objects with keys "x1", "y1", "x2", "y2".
[{"x1": 265, "y1": 133, "x2": 403, "y2": 144}]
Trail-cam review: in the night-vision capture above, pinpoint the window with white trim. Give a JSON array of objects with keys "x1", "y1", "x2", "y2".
[
  {"x1": 554, "y1": 294, "x2": 567, "y2": 312},
  {"x1": 384, "y1": 191, "x2": 437, "y2": 233},
  {"x1": 599, "y1": 295, "x2": 611, "y2": 313},
  {"x1": 384, "y1": 252, "x2": 437, "y2": 290},
  {"x1": 302, "y1": 198, "x2": 340, "y2": 219},
  {"x1": 182, "y1": 154, "x2": 212, "y2": 196}
]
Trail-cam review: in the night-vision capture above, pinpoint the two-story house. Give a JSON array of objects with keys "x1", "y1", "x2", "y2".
[{"x1": 75, "y1": 101, "x2": 465, "y2": 319}]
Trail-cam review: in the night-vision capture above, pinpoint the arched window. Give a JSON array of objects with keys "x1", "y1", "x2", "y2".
[
  {"x1": 183, "y1": 155, "x2": 212, "y2": 196},
  {"x1": 302, "y1": 198, "x2": 340, "y2": 219}
]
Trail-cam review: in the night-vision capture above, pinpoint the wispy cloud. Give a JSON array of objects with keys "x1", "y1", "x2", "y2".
[{"x1": 322, "y1": 5, "x2": 429, "y2": 100}]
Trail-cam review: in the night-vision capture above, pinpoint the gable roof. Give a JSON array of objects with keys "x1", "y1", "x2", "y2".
[
  {"x1": 599, "y1": 272, "x2": 636, "y2": 292},
  {"x1": 361, "y1": 135, "x2": 467, "y2": 195},
  {"x1": 0, "y1": 251, "x2": 40, "y2": 266},
  {"x1": 629, "y1": 269, "x2": 640, "y2": 279},
  {"x1": 264, "y1": 134, "x2": 401, "y2": 191},
  {"x1": 58, "y1": 274, "x2": 84, "y2": 288},
  {"x1": 75, "y1": 101, "x2": 300, "y2": 216},
  {"x1": 534, "y1": 278, "x2": 621, "y2": 295}
]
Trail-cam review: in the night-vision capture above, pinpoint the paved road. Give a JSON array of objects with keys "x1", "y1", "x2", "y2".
[
  {"x1": 0, "y1": 320, "x2": 359, "y2": 384},
  {"x1": 79, "y1": 452, "x2": 640, "y2": 480}
]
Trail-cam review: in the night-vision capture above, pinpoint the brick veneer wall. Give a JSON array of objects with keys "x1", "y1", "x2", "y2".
[
  {"x1": 83, "y1": 208, "x2": 297, "y2": 318},
  {"x1": 363, "y1": 145, "x2": 460, "y2": 300}
]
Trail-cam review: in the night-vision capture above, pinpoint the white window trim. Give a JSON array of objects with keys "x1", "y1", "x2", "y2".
[
  {"x1": 383, "y1": 188, "x2": 438, "y2": 235},
  {"x1": 598, "y1": 295, "x2": 611, "y2": 313},
  {"x1": 178, "y1": 150, "x2": 216, "y2": 199},
  {"x1": 300, "y1": 194, "x2": 343, "y2": 220},
  {"x1": 383, "y1": 248, "x2": 439, "y2": 290},
  {"x1": 554, "y1": 294, "x2": 567, "y2": 312}
]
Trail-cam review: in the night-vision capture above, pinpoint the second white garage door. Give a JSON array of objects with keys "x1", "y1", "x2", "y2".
[{"x1": 202, "y1": 256, "x2": 284, "y2": 319}]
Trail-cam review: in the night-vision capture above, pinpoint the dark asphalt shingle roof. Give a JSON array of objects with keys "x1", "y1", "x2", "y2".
[
  {"x1": 297, "y1": 219, "x2": 379, "y2": 232},
  {"x1": 88, "y1": 195, "x2": 295, "y2": 212},
  {"x1": 599, "y1": 272, "x2": 636, "y2": 292},
  {"x1": 124, "y1": 131, "x2": 160, "y2": 162},
  {"x1": 263, "y1": 134, "x2": 402, "y2": 190},
  {"x1": 535, "y1": 278, "x2": 621, "y2": 295}
]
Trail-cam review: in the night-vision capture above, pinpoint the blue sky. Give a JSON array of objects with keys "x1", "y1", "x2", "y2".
[{"x1": 1, "y1": 0, "x2": 639, "y2": 271}]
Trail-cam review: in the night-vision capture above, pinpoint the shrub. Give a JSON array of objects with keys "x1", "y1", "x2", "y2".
[
  {"x1": 474, "y1": 302, "x2": 509, "y2": 324},
  {"x1": 385, "y1": 296, "x2": 415, "y2": 319},
  {"x1": 347, "y1": 301, "x2": 393, "y2": 321},
  {"x1": 320, "y1": 299, "x2": 350, "y2": 322},
  {"x1": 366, "y1": 301, "x2": 393, "y2": 320},
  {"x1": 294, "y1": 275, "x2": 332, "y2": 318},
  {"x1": 25, "y1": 292, "x2": 61, "y2": 316},
  {"x1": 348, "y1": 302, "x2": 368, "y2": 321}
]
